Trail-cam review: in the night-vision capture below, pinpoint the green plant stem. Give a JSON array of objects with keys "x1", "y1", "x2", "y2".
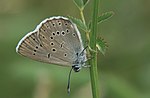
[
  {"x1": 80, "y1": 9, "x2": 86, "y2": 25},
  {"x1": 89, "y1": 0, "x2": 100, "y2": 98}
]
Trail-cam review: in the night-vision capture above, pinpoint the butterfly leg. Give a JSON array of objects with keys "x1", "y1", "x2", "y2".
[
  {"x1": 88, "y1": 46, "x2": 97, "y2": 53},
  {"x1": 84, "y1": 56, "x2": 94, "y2": 63},
  {"x1": 84, "y1": 40, "x2": 97, "y2": 53},
  {"x1": 83, "y1": 64, "x2": 91, "y2": 68},
  {"x1": 82, "y1": 56, "x2": 94, "y2": 68}
]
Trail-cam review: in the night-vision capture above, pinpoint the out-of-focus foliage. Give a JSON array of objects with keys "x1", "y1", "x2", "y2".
[
  {"x1": 96, "y1": 37, "x2": 108, "y2": 55},
  {"x1": 97, "y1": 11, "x2": 114, "y2": 24},
  {"x1": 0, "y1": 0, "x2": 150, "y2": 98},
  {"x1": 73, "y1": 0, "x2": 89, "y2": 10}
]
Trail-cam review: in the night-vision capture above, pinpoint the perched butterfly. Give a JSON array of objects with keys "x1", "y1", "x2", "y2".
[{"x1": 16, "y1": 16, "x2": 87, "y2": 93}]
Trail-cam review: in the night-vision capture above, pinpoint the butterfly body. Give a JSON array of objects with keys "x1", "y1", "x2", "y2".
[{"x1": 16, "y1": 16, "x2": 87, "y2": 72}]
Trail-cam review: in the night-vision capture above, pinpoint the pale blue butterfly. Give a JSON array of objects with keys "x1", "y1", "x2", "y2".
[{"x1": 16, "y1": 16, "x2": 87, "y2": 93}]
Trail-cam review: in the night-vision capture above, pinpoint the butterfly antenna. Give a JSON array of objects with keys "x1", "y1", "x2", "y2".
[
  {"x1": 67, "y1": 67, "x2": 73, "y2": 94},
  {"x1": 79, "y1": 46, "x2": 88, "y2": 56}
]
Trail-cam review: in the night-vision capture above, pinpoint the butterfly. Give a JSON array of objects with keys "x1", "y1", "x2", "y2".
[{"x1": 16, "y1": 16, "x2": 87, "y2": 93}]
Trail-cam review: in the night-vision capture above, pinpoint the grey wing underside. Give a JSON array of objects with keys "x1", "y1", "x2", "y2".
[
  {"x1": 16, "y1": 17, "x2": 84, "y2": 67},
  {"x1": 16, "y1": 31, "x2": 71, "y2": 66}
]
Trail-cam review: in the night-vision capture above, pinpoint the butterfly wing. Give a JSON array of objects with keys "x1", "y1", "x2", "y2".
[
  {"x1": 16, "y1": 30, "x2": 72, "y2": 66},
  {"x1": 16, "y1": 16, "x2": 84, "y2": 66}
]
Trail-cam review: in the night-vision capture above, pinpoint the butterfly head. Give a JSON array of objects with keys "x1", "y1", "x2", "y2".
[
  {"x1": 72, "y1": 65, "x2": 81, "y2": 72},
  {"x1": 72, "y1": 52, "x2": 86, "y2": 72}
]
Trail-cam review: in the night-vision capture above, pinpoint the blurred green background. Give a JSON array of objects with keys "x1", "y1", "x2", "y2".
[{"x1": 0, "y1": 0, "x2": 150, "y2": 98}]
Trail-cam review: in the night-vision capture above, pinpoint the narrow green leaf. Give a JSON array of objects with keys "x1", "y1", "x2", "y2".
[
  {"x1": 68, "y1": 16, "x2": 88, "y2": 31},
  {"x1": 82, "y1": 0, "x2": 89, "y2": 7},
  {"x1": 73, "y1": 0, "x2": 83, "y2": 9},
  {"x1": 98, "y1": 11, "x2": 114, "y2": 24},
  {"x1": 96, "y1": 37, "x2": 108, "y2": 55},
  {"x1": 73, "y1": 0, "x2": 89, "y2": 10}
]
